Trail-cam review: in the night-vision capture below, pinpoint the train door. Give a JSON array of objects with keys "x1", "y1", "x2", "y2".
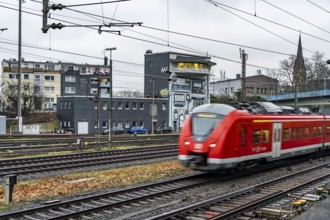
[{"x1": 272, "y1": 123, "x2": 282, "y2": 158}]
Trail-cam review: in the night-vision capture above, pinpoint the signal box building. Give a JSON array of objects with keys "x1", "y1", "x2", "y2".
[{"x1": 144, "y1": 51, "x2": 216, "y2": 132}]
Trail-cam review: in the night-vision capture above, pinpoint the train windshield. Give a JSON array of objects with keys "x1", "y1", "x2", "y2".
[{"x1": 192, "y1": 113, "x2": 223, "y2": 136}]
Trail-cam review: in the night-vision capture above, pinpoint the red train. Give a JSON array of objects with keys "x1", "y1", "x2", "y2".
[{"x1": 178, "y1": 103, "x2": 330, "y2": 171}]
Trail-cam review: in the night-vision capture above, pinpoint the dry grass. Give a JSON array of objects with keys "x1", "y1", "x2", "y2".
[{"x1": 0, "y1": 160, "x2": 190, "y2": 205}]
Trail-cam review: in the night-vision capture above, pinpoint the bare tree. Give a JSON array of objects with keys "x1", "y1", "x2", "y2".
[
  {"x1": 305, "y1": 52, "x2": 330, "y2": 90},
  {"x1": 1, "y1": 81, "x2": 43, "y2": 116},
  {"x1": 279, "y1": 55, "x2": 296, "y2": 93},
  {"x1": 278, "y1": 52, "x2": 329, "y2": 93}
]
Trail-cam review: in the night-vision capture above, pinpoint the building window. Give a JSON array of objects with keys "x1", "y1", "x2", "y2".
[
  {"x1": 35, "y1": 86, "x2": 40, "y2": 92},
  {"x1": 118, "y1": 121, "x2": 122, "y2": 128},
  {"x1": 111, "y1": 102, "x2": 115, "y2": 109},
  {"x1": 162, "y1": 103, "x2": 166, "y2": 110},
  {"x1": 125, "y1": 102, "x2": 130, "y2": 110},
  {"x1": 44, "y1": 97, "x2": 54, "y2": 103},
  {"x1": 68, "y1": 102, "x2": 71, "y2": 109},
  {"x1": 24, "y1": 74, "x2": 29, "y2": 80},
  {"x1": 132, "y1": 102, "x2": 137, "y2": 110},
  {"x1": 35, "y1": 64, "x2": 42, "y2": 69},
  {"x1": 44, "y1": 86, "x2": 54, "y2": 93},
  {"x1": 125, "y1": 122, "x2": 130, "y2": 128},
  {"x1": 90, "y1": 88, "x2": 97, "y2": 94},
  {"x1": 102, "y1": 102, "x2": 107, "y2": 110},
  {"x1": 45, "y1": 75, "x2": 54, "y2": 81},
  {"x1": 68, "y1": 121, "x2": 71, "y2": 127},
  {"x1": 65, "y1": 76, "x2": 76, "y2": 82},
  {"x1": 60, "y1": 101, "x2": 63, "y2": 109},
  {"x1": 35, "y1": 75, "x2": 41, "y2": 81},
  {"x1": 90, "y1": 78, "x2": 98, "y2": 84},
  {"x1": 9, "y1": 74, "x2": 18, "y2": 79},
  {"x1": 65, "y1": 87, "x2": 75, "y2": 93},
  {"x1": 140, "y1": 121, "x2": 144, "y2": 127},
  {"x1": 140, "y1": 103, "x2": 144, "y2": 110},
  {"x1": 132, "y1": 121, "x2": 137, "y2": 126},
  {"x1": 118, "y1": 102, "x2": 122, "y2": 109},
  {"x1": 102, "y1": 121, "x2": 107, "y2": 128},
  {"x1": 46, "y1": 64, "x2": 55, "y2": 70}
]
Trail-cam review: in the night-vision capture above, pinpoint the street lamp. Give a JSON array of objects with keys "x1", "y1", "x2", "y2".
[{"x1": 105, "y1": 47, "x2": 116, "y2": 148}]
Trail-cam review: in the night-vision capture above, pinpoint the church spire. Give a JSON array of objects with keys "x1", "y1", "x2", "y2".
[{"x1": 293, "y1": 34, "x2": 306, "y2": 83}]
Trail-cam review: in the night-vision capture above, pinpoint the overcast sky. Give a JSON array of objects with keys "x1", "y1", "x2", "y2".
[{"x1": 1, "y1": 0, "x2": 330, "y2": 92}]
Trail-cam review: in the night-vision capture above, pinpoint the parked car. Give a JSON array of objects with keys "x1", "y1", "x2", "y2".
[
  {"x1": 101, "y1": 127, "x2": 124, "y2": 135},
  {"x1": 154, "y1": 126, "x2": 173, "y2": 134},
  {"x1": 127, "y1": 126, "x2": 149, "y2": 134}
]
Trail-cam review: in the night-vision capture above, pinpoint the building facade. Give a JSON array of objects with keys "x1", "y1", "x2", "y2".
[
  {"x1": 144, "y1": 51, "x2": 216, "y2": 132},
  {"x1": 1, "y1": 51, "x2": 216, "y2": 134},
  {"x1": 1, "y1": 59, "x2": 61, "y2": 112},
  {"x1": 211, "y1": 73, "x2": 278, "y2": 99}
]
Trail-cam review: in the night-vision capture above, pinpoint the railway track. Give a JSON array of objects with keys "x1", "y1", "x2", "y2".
[
  {"x1": 0, "y1": 135, "x2": 178, "y2": 158},
  {"x1": 0, "y1": 134, "x2": 178, "y2": 147},
  {"x1": 0, "y1": 145, "x2": 177, "y2": 178},
  {"x1": 148, "y1": 163, "x2": 330, "y2": 220},
  {"x1": 1, "y1": 154, "x2": 329, "y2": 219},
  {"x1": 0, "y1": 173, "x2": 216, "y2": 220}
]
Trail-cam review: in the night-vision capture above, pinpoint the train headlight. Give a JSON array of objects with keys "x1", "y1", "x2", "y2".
[
  {"x1": 184, "y1": 141, "x2": 190, "y2": 145},
  {"x1": 209, "y1": 143, "x2": 216, "y2": 148}
]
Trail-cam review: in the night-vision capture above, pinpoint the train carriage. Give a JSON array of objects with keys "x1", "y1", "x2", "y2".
[{"x1": 178, "y1": 103, "x2": 330, "y2": 171}]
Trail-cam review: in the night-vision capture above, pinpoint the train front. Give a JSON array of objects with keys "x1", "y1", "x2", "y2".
[{"x1": 178, "y1": 104, "x2": 238, "y2": 171}]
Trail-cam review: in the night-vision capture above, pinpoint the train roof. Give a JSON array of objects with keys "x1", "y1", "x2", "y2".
[
  {"x1": 228, "y1": 101, "x2": 314, "y2": 115},
  {"x1": 191, "y1": 104, "x2": 236, "y2": 115}
]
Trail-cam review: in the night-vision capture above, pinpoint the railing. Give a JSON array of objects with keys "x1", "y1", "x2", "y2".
[{"x1": 262, "y1": 89, "x2": 330, "y2": 101}]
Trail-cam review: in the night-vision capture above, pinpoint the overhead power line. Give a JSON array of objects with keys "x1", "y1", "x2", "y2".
[
  {"x1": 0, "y1": 1, "x2": 322, "y2": 73},
  {"x1": 307, "y1": 0, "x2": 330, "y2": 14},
  {"x1": 262, "y1": 0, "x2": 330, "y2": 34},
  {"x1": 203, "y1": 0, "x2": 330, "y2": 45}
]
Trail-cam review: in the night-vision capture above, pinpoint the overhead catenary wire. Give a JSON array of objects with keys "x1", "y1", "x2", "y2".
[
  {"x1": 307, "y1": 0, "x2": 330, "y2": 14},
  {"x1": 0, "y1": 3, "x2": 281, "y2": 72},
  {"x1": 0, "y1": 1, "x2": 327, "y2": 75},
  {"x1": 0, "y1": 2, "x2": 323, "y2": 59},
  {"x1": 262, "y1": 0, "x2": 330, "y2": 34}
]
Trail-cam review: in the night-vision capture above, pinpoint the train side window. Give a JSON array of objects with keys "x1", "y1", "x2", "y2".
[
  {"x1": 291, "y1": 128, "x2": 296, "y2": 140},
  {"x1": 327, "y1": 126, "x2": 330, "y2": 136},
  {"x1": 242, "y1": 127, "x2": 246, "y2": 147},
  {"x1": 312, "y1": 127, "x2": 317, "y2": 138},
  {"x1": 318, "y1": 127, "x2": 322, "y2": 137},
  {"x1": 298, "y1": 128, "x2": 303, "y2": 140},
  {"x1": 253, "y1": 130, "x2": 260, "y2": 145},
  {"x1": 283, "y1": 128, "x2": 289, "y2": 142},
  {"x1": 305, "y1": 127, "x2": 310, "y2": 139},
  {"x1": 263, "y1": 130, "x2": 270, "y2": 143}
]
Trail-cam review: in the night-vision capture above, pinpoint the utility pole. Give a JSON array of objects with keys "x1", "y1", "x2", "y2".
[
  {"x1": 240, "y1": 49, "x2": 248, "y2": 103},
  {"x1": 105, "y1": 47, "x2": 116, "y2": 148},
  {"x1": 17, "y1": 0, "x2": 23, "y2": 133},
  {"x1": 96, "y1": 78, "x2": 101, "y2": 149}
]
